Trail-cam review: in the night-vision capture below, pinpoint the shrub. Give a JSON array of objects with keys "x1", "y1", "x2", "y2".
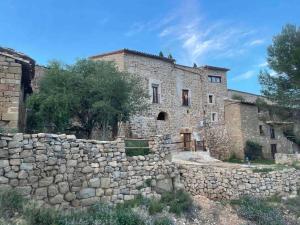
[
  {"x1": 115, "y1": 208, "x2": 145, "y2": 225},
  {"x1": 232, "y1": 94, "x2": 245, "y2": 102},
  {"x1": 148, "y1": 199, "x2": 164, "y2": 215},
  {"x1": 252, "y1": 167, "x2": 275, "y2": 173},
  {"x1": 232, "y1": 196, "x2": 285, "y2": 225},
  {"x1": 125, "y1": 140, "x2": 150, "y2": 156},
  {"x1": 0, "y1": 189, "x2": 25, "y2": 219},
  {"x1": 284, "y1": 196, "x2": 300, "y2": 217},
  {"x1": 226, "y1": 153, "x2": 243, "y2": 163},
  {"x1": 244, "y1": 141, "x2": 263, "y2": 160},
  {"x1": 161, "y1": 190, "x2": 192, "y2": 215},
  {"x1": 153, "y1": 216, "x2": 173, "y2": 225},
  {"x1": 23, "y1": 202, "x2": 61, "y2": 225}
]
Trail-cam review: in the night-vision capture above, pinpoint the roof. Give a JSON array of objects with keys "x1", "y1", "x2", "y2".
[
  {"x1": 228, "y1": 89, "x2": 262, "y2": 97},
  {"x1": 0, "y1": 46, "x2": 35, "y2": 65},
  {"x1": 90, "y1": 49, "x2": 175, "y2": 63},
  {"x1": 201, "y1": 65, "x2": 230, "y2": 72}
]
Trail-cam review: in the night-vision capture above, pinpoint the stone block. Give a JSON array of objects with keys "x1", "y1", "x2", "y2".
[
  {"x1": 78, "y1": 188, "x2": 96, "y2": 199},
  {"x1": 0, "y1": 160, "x2": 9, "y2": 168},
  {"x1": 101, "y1": 177, "x2": 110, "y2": 189},
  {"x1": 39, "y1": 177, "x2": 54, "y2": 187},
  {"x1": 58, "y1": 182, "x2": 69, "y2": 194},
  {"x1": 89, "y1": 178, "x2": 100, "y2": 188}
]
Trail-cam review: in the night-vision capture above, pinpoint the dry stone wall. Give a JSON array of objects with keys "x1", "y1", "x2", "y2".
[
  {"x1": 0, "y1": 133, "x2": 179, "y2": 208},
  {"x1": 275, "y1": 153, "x2": 300, "y2": 165},
  {"x1": 180, "y1": 164, "x2": 300, "y2": 200}
]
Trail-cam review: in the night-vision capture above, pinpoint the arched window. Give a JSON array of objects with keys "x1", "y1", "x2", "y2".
[{"x1": 157, "y1": 112, "x2": 168, "y2": 121}]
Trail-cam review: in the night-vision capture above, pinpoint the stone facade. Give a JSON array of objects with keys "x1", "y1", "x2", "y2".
[
  {"x1": 0, "y1": 47, "x2": 35, "y2": 131},
  {"x1": 0, "y1": 133, "x2": 179, "y2": 208},
  {"x1": 91, "y1": 49, "x2": 229, "y2": 151},
  {"x1": 180, "y1": 164, "x2": 300, "y2": 200}
]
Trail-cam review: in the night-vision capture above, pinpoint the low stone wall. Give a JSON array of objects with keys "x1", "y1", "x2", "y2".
[
  {"x1": 179, "y1": 164, "x2": 300, "y2": 200},
  {"x1": 275, "y1": 153, "x2": 300, "y2": 165},
  {"x1": 0, "y1": 133, "x2": 178, "y2": 208}
]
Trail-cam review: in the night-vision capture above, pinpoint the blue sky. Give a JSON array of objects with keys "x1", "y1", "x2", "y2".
[{"x1": 1, "y1": 0, "x2": 300, "y2": 94}]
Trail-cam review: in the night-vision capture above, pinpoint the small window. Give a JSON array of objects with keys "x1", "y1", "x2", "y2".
[
  {"x1": 270, "y1": 127, "x2": 275, "y2": 139},
  {"x1": 208, "y1": 94, "x2": 214, "y2": 104},
  {"x1": 259, "y1": 125, "x2": 264, "y2": 135},
  {"x1": 182, "y1": 89, "x2": 189, "y2": 106},
  {"x1": 157, "y1": 112, "x2": 167, "y2": 121},
  {"x1": 208, "y1": 75, "x2": 221, "y2": 83},
  {"x1": 211, "y1": 112, "x2": 217, "y2": 122},
  {"x1": 152, "y1": 84, "x2": 159, "y2": 103}
]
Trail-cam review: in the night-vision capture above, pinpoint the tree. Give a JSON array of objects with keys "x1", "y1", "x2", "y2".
[
  {"x1": 26, "y1": 59, "x2": 148, "y2": 139},
  {"x1": 159, "y1": 51, "x2": 164, "y2": 57},
  {"x1": 259, "y1": 24, "x2": 300, "y2": 109},
  {"x1": 193, "y1": 63, "x2": 197, "y2": 68},
  {"x1": 167, "y1": 54, "x2": 173, "y2": 59}
]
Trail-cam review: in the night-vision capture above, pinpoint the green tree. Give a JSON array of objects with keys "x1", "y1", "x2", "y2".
[
  {"x1": 259, "y1": 24, "x2": 300, "y2": 109},
  {"x1": 167, "y1": 54, "x2": 173, "y2": 59},
  {"x1": 26, "y1": 60, "x2": 148, "y2": 139},
  {"x1": 193, "y1": 63, "x2": 197, "y2": 68},
  {"x1": 158, "y1": 51, "x2": 164, "y2": 57}
]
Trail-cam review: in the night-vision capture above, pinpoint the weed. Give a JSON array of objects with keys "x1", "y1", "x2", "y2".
[
  {"x1": 148, "y1": 199, "x2": 164, "y2": 215},
  {"x1": 0, "y1": 188, "x2": 25, "y2": 219},
  {"x1": 153, "y1": 216, "x2": 173, "y2": 225},
  {"x1": 161, "y1": 190, "x2": 193, "y2": 215}
]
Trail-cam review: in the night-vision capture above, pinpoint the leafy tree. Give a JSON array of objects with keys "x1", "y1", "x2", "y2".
[
  {"x1": 26, "y1": 60, "x2": 148, "y2": 139},
  {"x1": 259, "y1": 24, "x2": 300, "y2": 109},
  {"x1": 167, "y1": 54, "x2": 173, "y2": 59},
  {"x1": 193, "y1": 63, "x2": 197, "y2": 68},
  {"x1": 158, "y1": 51, "x2": 164, "y2": 57}
]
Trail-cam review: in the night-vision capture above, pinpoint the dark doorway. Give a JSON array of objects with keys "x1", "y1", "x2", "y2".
[
  {"x1": 271, "y1": 144, "x2": 277, "y2": 159},
  {"x1": 183, "y1": 133, "x2": 191, "y2": 150},
  {"x1": 157, "y1": 112, "x2": 167, "y2": 120}
]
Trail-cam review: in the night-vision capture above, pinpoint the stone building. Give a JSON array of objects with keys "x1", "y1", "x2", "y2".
[
  {"x1": 0, "y1": 47, "x2": 35, "y2": 131},
  {"x1": 90, "y1": 49, "x2": 229, "y2": 151},
  {"x1": 226, "y1": 89, "x2": 299, "y2": 159}
]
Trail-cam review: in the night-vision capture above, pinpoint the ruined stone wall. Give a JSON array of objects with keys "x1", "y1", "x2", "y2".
[
  {"x1": 180, "y1": 164, "x2": 300, "y2": 200},
  {"x1": 0, "y1": 133, "x2": 178, "y2": 208},
  {"x1": 275, "y1": 153, "x2": 300, "y2": 165},
  {"x1": 0, "y1": 55, "x2": 22, "y2": 130}
]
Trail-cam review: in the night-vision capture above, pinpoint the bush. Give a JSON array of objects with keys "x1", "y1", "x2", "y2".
[
  {"x1": 0, "y1": 189, "x2": 25, "y2": 219},
  {"x1": 125, "y1": 140, "x2": 150, "y2": 156},
  {"x1": 115, "y1": 208, "x2": 145, "y2": 225},
  {"x1": 232, "y1": 94, "x2": 245, "y2": 101},
  {"x1": 161, "y1": 190, "x2": 192, "y2": 215},
  {"x1": 148, "y1": 200, "x2": 164, "y2": 215},
  {"x1": 232, "y1": 196, "x2": 285, "y2": 225},
  {"x1": 244, "y1": 141, "x2": 263, "y2": 160},
  {"x1": 153, "y1": 216, "x2": 173, "y2": 225}
]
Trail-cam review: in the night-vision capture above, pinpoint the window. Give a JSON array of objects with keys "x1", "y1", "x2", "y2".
[
  {"x1": 182, "y1": 89, "x2": 189, "y2": 106},
  {"x1": 270, "y1": 127, "x2": 275, "y2": 139},
  {"x1": 152, "y1": 84, "x2": 159, "y2": 103},
  {"x1": 259, "y1": 125, "x2": 264, "y2": 135},
  {"x1": 208, "y1": 94, "x2": 214, "y2": 104},
  {"x1": 208, "y1": 75, "x2": 221, "y2": 83},
  {"x1": 211, "y1": 112, "x2": 217, "y2": 122}
]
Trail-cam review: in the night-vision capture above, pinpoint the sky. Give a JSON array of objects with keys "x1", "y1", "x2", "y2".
[{"x1": 1, "y1": 0, "x2": 300, "y2": 94}]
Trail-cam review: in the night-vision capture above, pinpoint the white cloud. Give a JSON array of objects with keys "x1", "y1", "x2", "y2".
[
  {"x1": 248, "y1": 39, "x2": 265, "y2": 46},
  {"x1": 258, "y1": 61, "x2": 268, "y2": 67},
  {"x1": 232, "y1": 70, "x2": 256, "y2": 81}
]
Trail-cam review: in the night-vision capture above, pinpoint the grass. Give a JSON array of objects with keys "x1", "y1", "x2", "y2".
[
  {"x1": 125, "y1": 140, "x2": 150, "y2": 156},
  {"x1": 252, "y1": 167, "x2": 275, "y2": 173},
  {"x1": 225, "y1": 154, "x2": 275, "y2": 165},
  {"x1": 0, "y1": 189, "x2": 25, "y2": 219}
]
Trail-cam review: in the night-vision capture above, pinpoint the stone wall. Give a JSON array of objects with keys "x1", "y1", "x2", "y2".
[
  {"x1": 179, "y1": 164, "x2": 300, "y2": 200},
  {"x1": 275, "y1": 153, "x2": 300, "y2": 165},
  {"x1": 0, "y1": 55, "x2": 22, "y2": 129},
  {"x1": 0, "y1": 133, "x2": 178, "y2": 208}
]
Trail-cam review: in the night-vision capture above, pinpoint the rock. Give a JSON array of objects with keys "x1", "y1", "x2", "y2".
[
  {"x1": 65, "y1": 192, "x2": 76, "y2": 201},
  {"x1": 15, "y1": 186, "x2": 31, "y2": 195},
  {"x1": 39, "y1": 177, "x2": 54, "y2": 187},
  {"x1": 58, "y1": 182, "x2": 69, "y2": 194},
  {"x1": 67, "y1": 160, "x2": 77, "y2": 167},
  {"x1": 82, "y1": 166, "x2": 93, "y2": 173},
  {"x1": 5, "y1": 171, "x2": 17, "y2": 178},
  {"x1": 0, "y1": 176, "x2": 9, "y2": 184},
  {"x1": 0, "y1": 160, "x2": 9, "y2": 168},
  {"x1": 20, "y1": 163, "x2": 33, "y2": 170},
  {"x1": 78, "y1": 188, "x2": 96, "y2": 199},
  {"x1": 48, "y1": 185, "x2": 59, "y2": 197},
  {"x1": 101, "y1": 177, "x2": 110, "y2": 189},
  {"x1": 35, "y1": 187, "x2": 47, "y2": 199},
  {"x1": 20, "y1": 150, "x2": 33, "y2": 158},
  {"x1": 155, "y1": 178, "x2": 173, "y2": 193},
  {"x1": 10, "y1": 159, "x2": 21, "y2": 166},
  {"x1": 49, "y1": 194, "x2": 64, "y2": 204},
  {"x1": 18, "y1": 170, "x2": 28, "y2": 179},
  {"x1": 0, "y1": 150, "x2": 8, "y2": 158},
  {"x1": 89, "y1": 178, "x2": 100, "y2": 188},
  {"x1": 81, "y1": 197, "x2": 100, "y2": 206},
  {"x1": 96, "y1": 188, "x2": 104, "y2": 197}
]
